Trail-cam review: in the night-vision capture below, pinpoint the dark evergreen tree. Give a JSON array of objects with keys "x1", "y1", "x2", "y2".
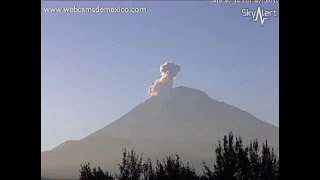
[
  {"x1": 77, "y1": 132, "x2": 279, "y2": 180},
  {"x1": 212, "y1": 139, "x2": 224, "y2": 179},
  {"x1": 180, "y1": 162, "x2": 199, "y2": 180},
  {"x1": 261, "y1": 141, "x2": 278, "y2": 180},
  {"x1": 201, "y1": 162, "x2": 214, "y2": 180},
  {"x1": 234, "y1": 136, "x2": 250, "y2": 180},
  {"x1": 154, "y1": 153, "x2": 199, "y2": 180},
  {"x1": 213, "y1": 132, "x2": 237, "y2": 179},
  {"x1": 202, "y1": 133, "x2": 279, "y2": 180},
  {"x1": 79, "y1": 162, "x2": 94, "y2": 180},
  {"x1": 79, "y1": 162, "x2": 115, "y2": 180},
  {"x1": 201, "y1": 161, "x2": 214, "y2": 180},
  {"x1": 162, "y1": 154, "x2": 182, "y2": 179},
  {"x1": 143, "y1": 158, "x2": 155, "y2": 180},
  {"x1": 118, "y1": 148, "x2": 143, "y2": 180},
  {"x1": 154, "y1": 159, "x2": 167, "y2": 180},
  {"x1": 92, "y1": 166, "x2": 115, "y2": 180},
  {"x1": 248, "y1": 139, "x2": 261, "y2": 180},
  {"x1": 226, "y1": 132, "x2": 237, "y2": 179}
]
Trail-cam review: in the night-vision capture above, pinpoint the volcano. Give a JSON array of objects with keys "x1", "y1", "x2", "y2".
[{"x1": 41, "y1": 86, "x2": 279, "y2": 179}]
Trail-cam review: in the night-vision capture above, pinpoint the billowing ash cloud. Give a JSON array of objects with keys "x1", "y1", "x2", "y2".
[{"x1": 149, "y1": 62, "x2": 181, "y2": 96}]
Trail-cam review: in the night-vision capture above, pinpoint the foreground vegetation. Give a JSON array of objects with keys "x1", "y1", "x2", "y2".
[{"x1": 79, "y1": 132, "x2": 279, "y2": 180}]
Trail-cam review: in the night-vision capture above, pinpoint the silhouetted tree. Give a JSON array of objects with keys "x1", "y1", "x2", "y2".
[
  {"x1": 234, "y1": 136, "x2": 250, "y2": 180},
  {"x1": 78, "y1": 132, "x2": 279, "y2": 180},
  {"x1": 117, "y1": 148, "x2": 143, "y2": 180},
  {"x1": 211, "y1": 132, "x2": 238, "y2": 179},
  {"x1": 152, "y1": 154, "x2": 199, "y2": 180},
  {"x1": 180, "y1": 162, "x2": 199, "y2": 179},
  {"x1": 143, "y1": 158, "x2": 155, "y2": 180},
  {"x1": 260, "y1": 141, "x2": 278, "y2": 180},
  {"x1": 163, "y1": 154, "x2": 182, "y2": 179},
  {"x1": 79, "y1": 163, "x2": 94, "y2": 180},
  {"x1": 212, "y1": 139, "x2": 224, "y2": 179},
  {"x1": 201, "y1": 133, "x2": 279, "y2": 180},
  {"x1": 93, "y1": 167, "x2": 115, "y2": 180},
  {"x1": 79, "y1": 162, "x2": 115, "y2": 180},
  {"x1": 248, "y1": 139, "x2": 261, "y2": 180},
  {"x1": 201, "y1": 162, "x2": 214, "y2": 180},
  {"x1": 154, "y1": 159, "x2": 167, "y2": 180}
]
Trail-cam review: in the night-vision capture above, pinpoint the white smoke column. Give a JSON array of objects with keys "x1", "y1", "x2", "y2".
[{"x1": 149, "y1": 62, "x2": 181, "y2": 96}]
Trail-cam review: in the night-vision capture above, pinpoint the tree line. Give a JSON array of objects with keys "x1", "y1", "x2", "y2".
[{"x1": 79, "y1": 132, "x2": 279, "y2": 180}]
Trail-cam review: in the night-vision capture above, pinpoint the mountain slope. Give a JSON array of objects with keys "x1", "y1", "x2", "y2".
[
  {"x1": 41, "y1": 86, "x2": 278, "y2": 179},
  {"x1": 85, "y1": 86, "x2": 278, "y2": 146}
]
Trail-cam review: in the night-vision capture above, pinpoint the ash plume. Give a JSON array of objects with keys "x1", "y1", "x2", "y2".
[{"x1": 149, "y1": 62, "x2": 181, "y2": 96}]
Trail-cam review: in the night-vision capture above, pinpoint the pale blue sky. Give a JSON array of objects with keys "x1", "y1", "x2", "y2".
[{"x1": 41, "y1": 1, "x2": 279, "y2": 151}]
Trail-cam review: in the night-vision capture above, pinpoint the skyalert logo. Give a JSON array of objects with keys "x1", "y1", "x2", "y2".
[{"x1": 241, "y1": 6, "x2": 278, "y2": 26}]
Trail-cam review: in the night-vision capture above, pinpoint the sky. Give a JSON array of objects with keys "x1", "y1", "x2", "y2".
[{"x1": 41, "y1": 1, "x2": 279, "y2": 152}]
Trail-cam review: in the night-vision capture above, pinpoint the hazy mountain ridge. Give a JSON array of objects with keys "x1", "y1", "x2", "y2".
[
  {"x1": 86, "y1": 86, "x2": 278, "y2": 144},
  {"x1": 41, "y1": 86, "x2": 278, "y2": 179}
]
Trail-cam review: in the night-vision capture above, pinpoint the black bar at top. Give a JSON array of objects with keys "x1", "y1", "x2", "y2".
[{"x1": 41, "y1": 0, "x2": 278, "y2": 2}]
